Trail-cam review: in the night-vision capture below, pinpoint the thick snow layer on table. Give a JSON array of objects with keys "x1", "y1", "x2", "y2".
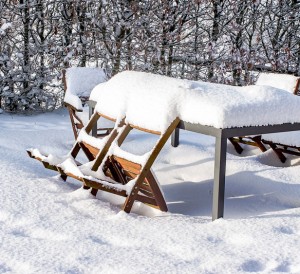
[
  {"x1": 90, "y1": 71, "x2": 186, "y2": 130},
  {"x1": 64, "y1": 67, "x2": 107, "y2": 110},
  {"x1": 3, "y1": 111, "x2": 300, "y2": 273},
  {"x1": 255, "y1": 72, "x2": 299, "y2": 94},
  {"x1": 90, "y1": 71, "x2": 300, "y2": 130}
]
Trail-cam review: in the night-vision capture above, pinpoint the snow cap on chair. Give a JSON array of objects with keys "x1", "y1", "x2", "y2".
[
  {"x1": 255, "y1": 73, "x2": 299, "y2": 94},
  {"x1": 64, "y1": 67, "x2": 107, "y2": 110}
]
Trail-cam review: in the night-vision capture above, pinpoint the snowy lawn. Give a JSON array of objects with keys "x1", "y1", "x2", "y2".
[{"x1": 1, "y1": 109, "x2": 300, "y2": 273}]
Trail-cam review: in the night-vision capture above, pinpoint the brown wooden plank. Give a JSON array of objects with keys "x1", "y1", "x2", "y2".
[
  {"x1": 96, "y1": 112, "x2": 117, "y2": 122},
  {"x1": 135, "y1": 194, "x2": 158, "y2": 207},
  {"x1": 83, "y1": 178, "x2": 127, "y2": 197},
  {"x1": 129, "y1": 124, "x2": 161, "y2": 135},
  {"x1": 112, "y1": 156, "x2": 141, "y2": 173},
  {"x1": 66, "y1": 173, "x2": 84, "y2": 181},
  {"x1": 81, "y1": 142, "x2": 99, "y2": 158}
]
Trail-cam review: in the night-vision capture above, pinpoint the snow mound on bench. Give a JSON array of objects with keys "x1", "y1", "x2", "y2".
[
  {"x1": 64, "y1": 67, "x2": 107, "y2": 111},
  {"x1": 90, "y1": 71, "x2": 300, "y2": 130}
]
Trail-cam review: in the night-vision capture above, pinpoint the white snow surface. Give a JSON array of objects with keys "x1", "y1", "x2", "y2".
[
  {"x1": 255, "y1": 72, "x2": 299, "y2": 94},
  {"x1": 254, "y1": 73, "x2": 300, "y2": 146},
  {"x1": 2, "y1": 110, "x2": 300, "y2": 273},
  {"x1": 90, "y1": 71, "x2": 300, "y2": 131},
  {"x1": 64, "y1": 67, "x2": 107, "y2": 110}
]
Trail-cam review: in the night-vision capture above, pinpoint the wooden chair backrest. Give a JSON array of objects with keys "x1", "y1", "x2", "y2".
[
  {"x1": 75, "y1": 111, "x2": 119, "y2": 161},
  {"x1": 98, "y1": 118, "x2": 180, "y2": 186}
]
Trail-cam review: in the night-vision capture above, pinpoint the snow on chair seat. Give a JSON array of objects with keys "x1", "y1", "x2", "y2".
[
  {"x1": 229, "y1": 72, "x2": 300, "y2": 157},
  {"x1": 62, "y1": 67, "x2": 110, "y2": 139}
]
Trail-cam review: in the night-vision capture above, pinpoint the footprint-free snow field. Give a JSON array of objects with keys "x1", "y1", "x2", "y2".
[{"x1": 1, "y1": 110, "x2": 300, "y2": 273}]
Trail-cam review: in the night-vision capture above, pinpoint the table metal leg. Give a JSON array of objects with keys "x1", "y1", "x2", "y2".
[
  {"x1": 212, "y1": 137, "x2": 227, "y2": 221},
  {"x1": 171, "y1": 128, "x2": 180, "y2": 147},
  {"x1": 89, "y1": 106, "x2": 97, "y2": 137}
]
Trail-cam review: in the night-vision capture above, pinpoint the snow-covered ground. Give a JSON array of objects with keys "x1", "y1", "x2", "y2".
[{"x1": 1, "y1": 109, "x2": 300, "y2": 274}]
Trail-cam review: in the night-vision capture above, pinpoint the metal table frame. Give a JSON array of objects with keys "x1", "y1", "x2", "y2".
[{"x1": 88, "y1": 100, "x2": 300, "y2": 221}]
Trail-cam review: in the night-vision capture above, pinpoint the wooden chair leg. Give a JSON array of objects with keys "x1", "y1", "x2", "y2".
[
  {"x1": 122, "y1": 183, "x2": 141, "y2": 213},
  {"x1": 90, "y1": 188, "x2": 98, "y2": 196},
  {"x1": 60, "y1": 174, "x2": 67, "y2": 181},
  {"x1": 268, "y1": 143, "x2": 287, "y2": 163},
  {"x1": 252, "y1": 136, "x2": 267, "y2": 152},
  {"x1": 145, "y1": 171, "x2": 168, "y2": 212},
  {"x1": 228, "y1": 138, "x2": 243, "y2": 154}
]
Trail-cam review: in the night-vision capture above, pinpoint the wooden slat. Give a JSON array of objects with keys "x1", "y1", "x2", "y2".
[
  {"x1": 83, "y1": 178, "x2": 127, "y2": 197},
  {"x1": 120, "y1": 168, "x2": 138, "y2": 179},
  {"x1": 81, "y1": 142, "x2": 99, "y2": 158},
  {"x1": 138, "y1": 187, "x2": 154, "y2": 198},
  {"x1": 129, "y1": 124, "x2": 161, "y2": 135},
  {"x1": 135, "y1": 194, "x2": 158, "y2": 207},
  {"x1": 96, "y1": 112, "x2": 117, "y2": 122},
  {"x1": 112, "y1": 156, "x2": 141, "y2": 174},
  {"x1": 64, "y1": 172, "x2": 84, "y2": 182}
]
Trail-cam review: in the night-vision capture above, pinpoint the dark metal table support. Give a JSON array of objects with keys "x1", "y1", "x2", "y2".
[
  {"x1": 171, "y1": 128, "x2": 180, "y2": 147},
  {"x1": 88, "y1": 100, "x2": 300, "y2": 221},
  {"x1": 212, "y1": 136, "x2": 227, "y2": 220},
  {"x1": 88, "y1": 101, "x2": 97, "y2": 136}
]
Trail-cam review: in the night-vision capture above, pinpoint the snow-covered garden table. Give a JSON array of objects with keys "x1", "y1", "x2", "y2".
[
  {"x1": 87, "y1": 71, "x2": 300, "y2": 221},
  {"x1": 88, "y1": 99, "x2": 300, "y2": 220}
]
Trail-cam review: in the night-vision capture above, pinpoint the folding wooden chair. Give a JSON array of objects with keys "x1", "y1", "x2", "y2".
[
  {"x1": 27, "y1": 111, "x2": 180, "y2": 212},
  {"x1": 229, "y1": 73, "x2": 300, "y2": 155},
  {"x1": 82, "y1": 117, "x2": 180, "y2": 212},
  {"x1": 62, "y1": 68, "x2": 112, "y2": 140},
  {"x1": 27, "y1": 111, "x2": 122, "y2": 183}
]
